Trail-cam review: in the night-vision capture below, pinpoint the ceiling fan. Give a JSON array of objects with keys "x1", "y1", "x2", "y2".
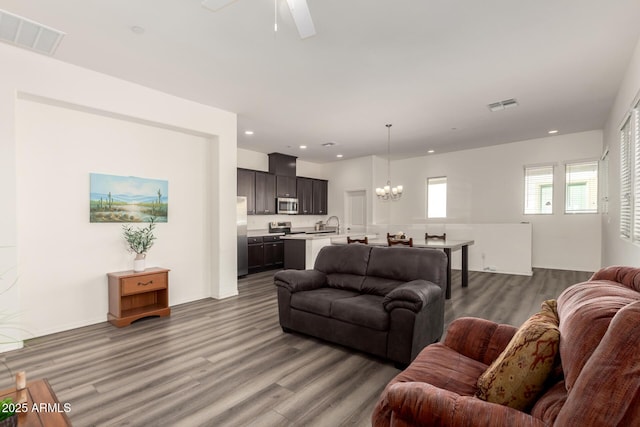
[{"x1": 201, "y1": 0, "x2": 316, "y2": 39}]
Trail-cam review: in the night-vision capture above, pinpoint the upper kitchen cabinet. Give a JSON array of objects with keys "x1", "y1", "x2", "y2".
[
  {"x1": 312, "y1": 179, "x2": 328, "y2": 215},
  {"x1": 297, "y1": 177, "x2": 313, "y2": 215},
  {"x1": 268, "y1": 153, "x2": 297, "y2": 177},
  {"x1": 237, "y1": 168, "x2": 256, "y2": 215},
  {"x1": 255, "y1": 171, "x2": 276, "y2": 214},
  {"x1": 276, "y1": 175, "x2": 297, "y2": 198}
]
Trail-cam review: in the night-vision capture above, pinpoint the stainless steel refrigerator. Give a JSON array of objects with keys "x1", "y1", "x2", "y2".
[{"x1": 237, "y1": 196, "x2": 248, "y2": 276}]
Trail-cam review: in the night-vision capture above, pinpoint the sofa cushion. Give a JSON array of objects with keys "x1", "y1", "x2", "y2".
[
  {"x1": 361, "y1": 276, "x2": 405, "y2": 296},
  {"x1": 290, "y1": 288, "x2": 360, "y2": 317},
  {"x1": 331, "y1": 294, "x2": 388, "y2": 331},
  {"x1": 530, "y1": 381, "x2": 568, "y2": 426},
  {"x1": 314, "y1": 244, "x2": 371, "y2": 276},
  {"x1": 476, "y1": 300, "x2": 560, "y2": 411},
  {"x1": 557, "y1": 280, "x2": 640, "y2": 390},
  {"x1": 366, "y1": 246, "x2": 447, "y2": 286},
  {"x1": 326, "y1": 273, "x2": 366, "y2": 292},
  {"x1": 388, "y1": 343, "x2": 489, "y2": 397},
  {"x1": 554, "y1": 300, "x2": 640, "y2": 426}
]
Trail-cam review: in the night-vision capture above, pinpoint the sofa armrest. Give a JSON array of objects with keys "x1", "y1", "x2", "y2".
[
  {"x1": 444, "y1": 317, "x2": 518, "y2": 365},
  {"x1": 274, "y1": 269, "x2": 327, "y2": 293},
  {"x1": 376, "y1": 382, "x2": 544, "y2": 427},
  {"x1": 382, "y1": 280, "x2": 441, "y2": 313}
]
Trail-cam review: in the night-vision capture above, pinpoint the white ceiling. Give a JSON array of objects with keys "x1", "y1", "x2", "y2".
[{"x1": 1, "y1": 0, "x2": 639, "y2": 163}]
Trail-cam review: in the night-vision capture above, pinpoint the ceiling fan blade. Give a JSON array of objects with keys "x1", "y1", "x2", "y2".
[
  {"x1": 286, "y1": 0, "x2": 316, "y2": 39},
  {"x1": 201, "y1": 0, "x2": 239, "y2": 12}
]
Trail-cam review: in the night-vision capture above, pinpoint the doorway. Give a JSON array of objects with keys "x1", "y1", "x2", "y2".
[{"x1": 345, "y1": 190, "x2": 367, "y2": 233}]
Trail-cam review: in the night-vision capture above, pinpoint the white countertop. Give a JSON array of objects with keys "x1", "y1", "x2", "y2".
[
  {"x1": 247, "y1": 230, "x2": 283, "y2": 237},
  {"x1": 280, "y1": 232, "x2": 374, "y2": 241}
]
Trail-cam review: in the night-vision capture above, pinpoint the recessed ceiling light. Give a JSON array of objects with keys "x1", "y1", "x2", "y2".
[
  {"x1": 428, "y1": 150, "x2": 435, "y2": 154},
  {"x1": 299, "y1": 145, "x2": 307, "y2": 149},
  {"x1": 244, "y1": 130, "x2": 254, "y2": 135},
  {"x1": 336, "y1": 154, "x2": 343, "y2": 158},
  {"x1": 548, "y1": 130, "x2": 559, "y2": 134},
  {"x1": 131, "y1": 26, "x2": 145, "y2": 35}
]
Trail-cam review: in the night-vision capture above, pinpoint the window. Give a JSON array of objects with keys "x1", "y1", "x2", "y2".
[
  {"x1": 524, "y1": 165, "x2": 553, "y2": 214},
  {"x1": 620, "y1": 108, "x2": 640, "y2": 241},
  {"x1": 620, "y1": 116, "x2": 632, "y2": 238},
  {"x1": 427, "y1": 177, "x2": 447, "y2": 218},
  {"x1": 565, "y1": 161, "x2": 598, "y2": 213}
]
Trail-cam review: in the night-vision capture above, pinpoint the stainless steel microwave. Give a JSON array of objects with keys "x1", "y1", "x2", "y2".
[{"x1": 277, "y1": 197, "x2": 298, "y2": 214}]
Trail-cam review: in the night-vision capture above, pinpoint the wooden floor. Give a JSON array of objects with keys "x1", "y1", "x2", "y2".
[{"x1": 0, "y1": 268, "x2": 592, "y2": 427}]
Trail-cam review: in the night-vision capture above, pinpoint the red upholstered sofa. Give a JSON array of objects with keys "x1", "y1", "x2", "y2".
[{"x1": 372, "y1": 266, "x2": 640, "y2": 426}]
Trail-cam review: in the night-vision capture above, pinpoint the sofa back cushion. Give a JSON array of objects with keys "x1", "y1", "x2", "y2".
[
  {"x1": 364, "y1": 247, "x2": 447, "y2": 295},
  {"x1": 555, "y1": 300, "x2": 640, "y2": 425},
  {"x1": 314, "y1": 244, "x2": 372, "y2": 292},
  {"x1": 557, "y1": 279, "x2": 640, "y2": 391},
  {"x1": 361, "y1": 276, "x2": 406, "y2": 296}
]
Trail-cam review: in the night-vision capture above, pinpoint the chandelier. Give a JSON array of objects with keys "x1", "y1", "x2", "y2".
[{"x1": 376, "y1": 124, "x2": 403, "y2": 201}]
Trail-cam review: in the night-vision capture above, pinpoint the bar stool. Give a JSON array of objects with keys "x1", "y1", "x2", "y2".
[
  {"x1": 425, "y1": 233, "x2": 446, "y2": 241},
  {"x1": 347, "y1": 236, "x2": 368, "y2": 244},
  {"x1": 387, "y1": 237, "x2": 413, "y2": 247}
]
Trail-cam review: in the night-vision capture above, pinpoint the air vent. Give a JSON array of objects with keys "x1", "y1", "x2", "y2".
[
  {"x1": 0, "y1": 9, "x2": 64, "y2": 56},
  {"x1": 322, "y1": 142, "x2": 337, "y2": 147},
  {"x1": 487, "y1": 98, "x2": 519, "y2": 112}
]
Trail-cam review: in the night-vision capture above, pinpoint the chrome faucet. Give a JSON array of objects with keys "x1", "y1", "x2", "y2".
[{"x1": 326, "y1": 216, "x2": 340, "y2": 234}]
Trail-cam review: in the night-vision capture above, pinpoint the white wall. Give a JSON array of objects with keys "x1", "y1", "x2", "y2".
[
  {"x1": 0, "y1": 43, "x2": 238, "y2": 348},
  {"x1": 602, "y1": 37, "x2": 640, "y2": 267},
  {"x1": 327, "y1": 131, "x2": 603, "y2": 272},
  {"x1": 324, "y1": 156, "x2": 377, "y2": 225},
  {"x1": 16, "y1": 99, "x2": 215, "y2": 336}
]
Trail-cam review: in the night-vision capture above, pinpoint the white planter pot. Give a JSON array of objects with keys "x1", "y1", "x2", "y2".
[{"x1": 133, "y1": 254, "x2": 146, "y2": 272}]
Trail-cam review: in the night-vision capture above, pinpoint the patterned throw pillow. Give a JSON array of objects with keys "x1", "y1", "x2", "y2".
[{"x1": 476, "y1": 300, "x2": 560, "y2": 411}]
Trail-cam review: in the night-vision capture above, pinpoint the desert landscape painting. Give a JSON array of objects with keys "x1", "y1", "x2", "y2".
[{"x1": 90, "y1": 173, "x2": 168, "y2": 223}]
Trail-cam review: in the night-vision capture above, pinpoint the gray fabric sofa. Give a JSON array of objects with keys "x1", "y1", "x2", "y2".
[{"x1": 274, "y1": 244, "x2": 448, "y2": 365}]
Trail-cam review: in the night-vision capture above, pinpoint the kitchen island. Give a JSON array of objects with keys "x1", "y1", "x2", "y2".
[{"x1": 281, "y1": 232, "x2": 375, "y2": 270}]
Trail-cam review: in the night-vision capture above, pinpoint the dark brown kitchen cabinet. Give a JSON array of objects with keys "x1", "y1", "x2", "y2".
[
  {"x1": 247, "y1": 237, "x2": 264, "y2": 269},
  {"x1": 255, "y1": 172, "x2": 276, "y2": 214},
  {"x1": 296, "y1": 177, "x2": 313, "y2": 214},
  {"x1": 269, "y1": 153, "x2": 297, "y2": 177},
  {"x1": 248, "y1": 235, "x2": 283, "y2": 272},
  {"x1": 237, "y1": 168, "x2": 256, "y2": 215},
  {"x1": 276, "y1": 175, "x2": 297, "y2": 198},
  {"x1": 312, "y1": 179, "x2": 328, "y2": 215},
  {"x1": 263, "y1": 235, "x2": 284, "y2": 267}
]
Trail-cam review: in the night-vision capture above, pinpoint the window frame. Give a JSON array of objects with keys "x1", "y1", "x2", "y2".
[
  {"x1": 524, "y1": 164, "x2": 554, "y2": 215},
  {"x1": 426, "y1": 176, "x2": 447, "y2": 219},
  {"x1": 620, "y1": 101, "x2": 640, "y2": 242},
  {"x1": 564, "y1": 160, "x2": 599, "y2": 214}
]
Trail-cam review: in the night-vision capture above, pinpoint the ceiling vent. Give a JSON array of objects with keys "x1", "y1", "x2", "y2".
[
  {"x1": 487, "y1": 98, "x2": 519, "y2": 112},
  {"x1": 0, "y1": 9, "x2": 65, "y2": 56}
]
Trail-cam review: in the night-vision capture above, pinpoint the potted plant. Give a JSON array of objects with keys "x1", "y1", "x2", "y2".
[
  {"x1": 0, "y1": 397, "x2": 17, "y2": 427},
  {"x1": 122, "y1": 218, "x2": 156, "y2": 272}
]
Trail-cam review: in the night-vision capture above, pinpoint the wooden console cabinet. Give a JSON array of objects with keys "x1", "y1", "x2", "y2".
[{"x1": 107, "y1": 267, "x2": 170, "y2": 327}]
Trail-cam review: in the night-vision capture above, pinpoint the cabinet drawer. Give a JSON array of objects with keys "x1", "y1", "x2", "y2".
[
  {"x1": 263, "y1": 235, "x2": 282, "y2": 242},
  {"x1": 121, "y1": 273, "x2": 167, "y2": 296},
  {"x1": 248, "y1": 236, "x2": 263, "y2": 244}
]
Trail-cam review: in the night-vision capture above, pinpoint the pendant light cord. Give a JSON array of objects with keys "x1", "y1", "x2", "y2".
[
  {"x1": 274, "y1": 0, "x2": 278, "y2": 34},
  {"x1": 386, "y1": 124, "x2": 392, "y2": 184}
]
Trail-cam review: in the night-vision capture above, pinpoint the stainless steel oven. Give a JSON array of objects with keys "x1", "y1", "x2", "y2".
[{"x1": 276, "y1": 197, "x2": 298, "y2": 214}]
